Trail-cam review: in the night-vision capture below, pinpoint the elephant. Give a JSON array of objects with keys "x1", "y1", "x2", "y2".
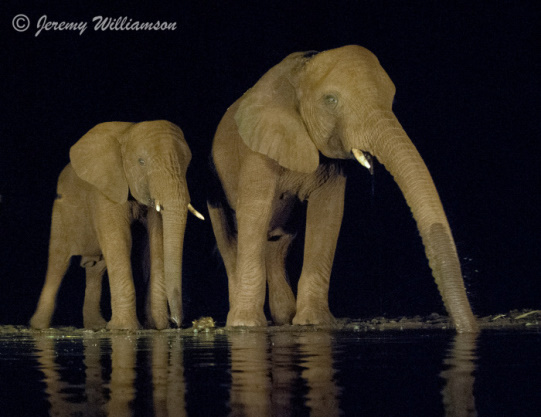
[
  {"x1": 29, "y1": 120, "x2": 204, "y2": 330},
  {"x1": 207, "y1": 45, "x2": 478, "y2": 332}
]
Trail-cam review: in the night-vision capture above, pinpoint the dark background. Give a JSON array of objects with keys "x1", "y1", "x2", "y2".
[{"x1": 1, "y1": 1, "x2": 539, "y2": 326}]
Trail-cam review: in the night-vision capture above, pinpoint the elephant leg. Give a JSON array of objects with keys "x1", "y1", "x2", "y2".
[
  {"x1": 207, "y1": 202, "x2": 237, "y2": 307},
  {"x1": 82, "y1": 256, "x2": 107, "y2": 329},
  {"x1": 227, "y1": 155, "x2": 278, "y2": 327},
  {"x1": 95, "y1": 200, "x2": 141, "y2": 330},
  {"x1": 30, "y1": 207, "x2": 71, "y2": 329},
  {"x1": 30, "y1": 257, "x2": 70, "y2": 328},
  {"x1": 146, "y1": 208, "x2": 168, "y2": 330},
  {"x1": 293, "y1": 174, "x2": 346, "y2": 325},
  {"x1": 266, "y1": 230, "x2": 296, "y2": 325}
]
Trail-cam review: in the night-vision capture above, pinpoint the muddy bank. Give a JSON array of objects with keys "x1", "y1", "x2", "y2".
[{"x1": 1, "y1": 309, "x2": 539, "y2": 336}]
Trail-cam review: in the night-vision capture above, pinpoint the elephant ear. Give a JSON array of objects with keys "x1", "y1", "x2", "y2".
[
  {"x1": 235, "y1": 52, "x2": 319, "y2": 173},
  {"x1": 69, "y1": 122, "x2": 133, "y2": 203}
]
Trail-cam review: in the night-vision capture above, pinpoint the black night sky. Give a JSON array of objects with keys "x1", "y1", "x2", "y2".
[{"x1": 1, "y1": 1, "x2": 539, "y2": 327}]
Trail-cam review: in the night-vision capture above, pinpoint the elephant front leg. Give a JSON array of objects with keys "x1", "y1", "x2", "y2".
[
  {"x1": 82, "y1": 256, "x2": 107, "y2": 329},
  {"x1": 293, "y1": 174, "x2": 346, "y2": 325},
  {"x1": 227, "y1": 155, "x2": 278, "y2": 327},
  {"x1": 96, "y1": 201, "x2": 141, "y2": 330}
]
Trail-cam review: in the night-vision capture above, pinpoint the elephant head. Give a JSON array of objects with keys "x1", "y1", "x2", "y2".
[
  {"x1": 69, "y1": 120, "x2": 203, "y2": 326},
  {"x1": 234, "y1": 45, "x2": 477, "y2": 332}
]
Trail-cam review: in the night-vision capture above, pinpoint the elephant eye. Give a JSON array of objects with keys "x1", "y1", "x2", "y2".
[
  {"x1": 138, "y1": 158, "x2": 145, "y2": 166},
  {"x1": 324, "y1": 94, "x2": 338, "y2": 107}
]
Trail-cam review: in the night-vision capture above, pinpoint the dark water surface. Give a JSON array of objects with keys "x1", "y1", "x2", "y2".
[{"x1": 0, "y1": 327, "x2": 539, "y2": 416}]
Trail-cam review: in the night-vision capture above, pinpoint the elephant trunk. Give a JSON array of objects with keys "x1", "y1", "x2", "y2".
[
  {"x1": 150, "y1": 175, "x2": 189, "y2": 328},
  {"x1": 162, "y1": 204, "x2": 187, "y2": 327},
  {"x1": 360, "y1": 111, "x2": 478, "y2": 333}
]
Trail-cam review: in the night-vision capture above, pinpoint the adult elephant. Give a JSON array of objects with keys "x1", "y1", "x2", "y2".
[
  {"x1": 30, "y1": 120, "x2": 204, "y2": 330},
  {"x1": 208, "y1": 45, "x2": 478, "y2": 333}
]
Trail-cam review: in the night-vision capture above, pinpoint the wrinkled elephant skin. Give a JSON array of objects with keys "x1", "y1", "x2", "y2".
[
  {"x1": 30, "y1": 120, "x2": 199, "y2": 330},
  {"x1": 208, "y1": 45, "x2": 478, "y2": 332}
]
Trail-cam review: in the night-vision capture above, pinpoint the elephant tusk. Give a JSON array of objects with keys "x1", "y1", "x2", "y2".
[
  {"x1": 188, "y1": 203, "x2": 205, "y2": 221},
  {"x1": 352, "y1": 148, "x2": 371, "y2": 170},
  {"x1": 155, "y1": 200, "x2": 162, "y2": 212}
]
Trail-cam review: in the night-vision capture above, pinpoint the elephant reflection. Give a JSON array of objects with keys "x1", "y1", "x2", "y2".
[
  {"x1": 227, "y1": 330, "x2": 478, "y2": 416},
  {"x1": 208, "y1": 45, "x2": 477, "y2": 332},
  {"x1": 107, "y1": 334, "x2": 137, "y2": 416},
  {"x1": 150, "y1": 333, "x2": 187, "y2": 416},
  {"x1": 29, "y1": 329, "x2": 478, "y2": 416},
  {"x1": 32, "y1": 331, "x2": 188, "y2": 417},
  {"x1": 228, "y1": 331, "x2": 341, "y2": 416},
  {"x1": 33, "y1": 333, "x2": 128, "y2": 416},
  {"x1": 33, "y1": 336, "x2": 91, "y2": 416},
  {"x1": 228, "y1": 332, "x2": 272, "y2": 415},
  {"x1": 440, "y1": 333, "x2": 479, "y2": 416},
  {"x1": 106, "y1": 333, "x2": 187, "y2": 417},
  {"x1": 30, "y1": 121, "x2": 204, "y2": 330},
  {"x1": 297, "y1": 332, "x2": 341, "y2": 416}
]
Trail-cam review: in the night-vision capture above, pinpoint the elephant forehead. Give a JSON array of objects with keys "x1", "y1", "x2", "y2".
[
  {"x1": 323, "y1": 45, "x2": 380, "y2": 67},
  {"x1": 132, "y1": 120, "x2": 183, "y2": 136},
  {"x1": 125, "y1": 121, "x2": 184, "y2": 147},
  {"x1": 124, "y1": 127, "x2": 190, "y2": 161},
  {"x1": 302, "y1": 46, "x2": 389, "y2": 88}
]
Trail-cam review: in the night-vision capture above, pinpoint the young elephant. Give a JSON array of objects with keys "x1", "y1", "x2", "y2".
[
  {"x1": 30, "y1": 121, "x2": 204, "y2": 330},
  {"x1": 208, "y1": 45, "x2": 478, "y2": 332}
]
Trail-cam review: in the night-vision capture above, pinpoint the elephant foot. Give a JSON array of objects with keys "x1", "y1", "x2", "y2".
[
  {"x1": 271, "y1": 307, "x2": 296, "y2": 326},
  {"x1": 269, "y1": 296, "x2": 296, "y2": 325},
  {"x1": 268, "y1": 280, "x2": 296, "y2": 325},
  {"x1": 29, "y1": 314, "x2": 52, "y2": 330},
  {"x1": 226, "y1": 308, "x2": 268, "y2": 327},
  {"x1": 106, "y1": 316, "x2": 142, "y2": 330},
  {"x1": 83, "y1": 315, "x2": 107, "y2": 330},
  {"x1": 293, "y1": 306, "x2": 336, "y2": 326},
  {"x1": 146, "y1": 313, "x2": 170, "y2": 330}
]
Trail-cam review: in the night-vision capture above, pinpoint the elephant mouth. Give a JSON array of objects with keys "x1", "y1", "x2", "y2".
[{"x1": 352, "y1": 149, "x2": 374, "y2": 175}]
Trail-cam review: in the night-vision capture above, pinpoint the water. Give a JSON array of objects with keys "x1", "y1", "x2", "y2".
[{"x1": 0, "y1": 327, "x2": 539, "y2": 416}]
